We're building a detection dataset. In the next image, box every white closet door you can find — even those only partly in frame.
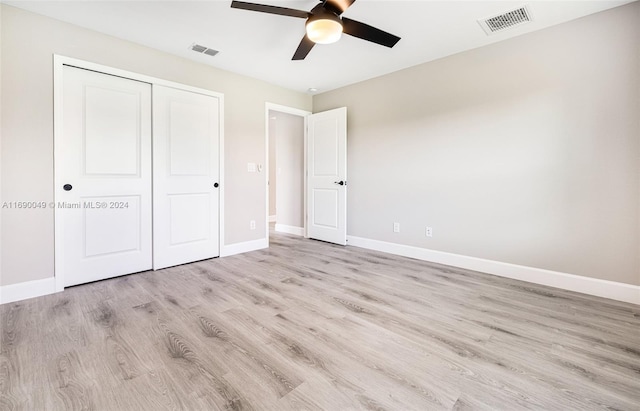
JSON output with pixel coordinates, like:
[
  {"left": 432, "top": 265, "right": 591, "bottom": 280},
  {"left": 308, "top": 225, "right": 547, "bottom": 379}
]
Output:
[
  {"left": 57, "top": 66, "right": 153, "bottom": 287},
  {"left": 153, "top": 85, "right": 220, "bottom": 269}
]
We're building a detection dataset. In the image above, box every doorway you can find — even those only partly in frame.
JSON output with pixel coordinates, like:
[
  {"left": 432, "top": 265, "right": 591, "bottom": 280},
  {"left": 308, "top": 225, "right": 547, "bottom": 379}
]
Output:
[{"left": 266, "top": 104, "right": 309, "bottom": 240}]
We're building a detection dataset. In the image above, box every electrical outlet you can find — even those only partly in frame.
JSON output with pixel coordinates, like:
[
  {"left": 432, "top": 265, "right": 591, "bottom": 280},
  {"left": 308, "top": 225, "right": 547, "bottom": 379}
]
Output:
[
  {"left": 393, "top": 222, "right": 400, "bottom": 233},
  {"left": 426, "top": 227, "right": 433, "bottom": 237},
  {"left": 250, "top": 220, "right": 256, "bottom": 230}
]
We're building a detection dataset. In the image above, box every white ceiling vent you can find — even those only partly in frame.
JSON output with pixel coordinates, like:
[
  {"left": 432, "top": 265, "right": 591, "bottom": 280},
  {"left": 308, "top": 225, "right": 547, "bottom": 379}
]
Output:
[
  {"left": 478, "top": 6, "right": 532, "bottom": 35},
  {"left": 190, "top": 43, "right": 219, "bottom": 57}
]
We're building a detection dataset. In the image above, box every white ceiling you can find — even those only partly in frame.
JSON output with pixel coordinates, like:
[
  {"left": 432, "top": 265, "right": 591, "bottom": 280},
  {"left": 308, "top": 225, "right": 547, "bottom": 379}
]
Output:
[{"left": 5, "top": 0, "right": 634, "bottom": 93}]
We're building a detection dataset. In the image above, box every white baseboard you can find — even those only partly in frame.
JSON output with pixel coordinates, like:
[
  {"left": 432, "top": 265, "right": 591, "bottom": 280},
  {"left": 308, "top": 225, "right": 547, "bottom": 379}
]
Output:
[
  {"left": 275, "top": 224, "right": 304, "bottom": 237},
  {"left": 5, "top": 237, "right": 636, "bottom": 306},
  {"left": 269, "top": 215, "right": 276, "bottom": 223},
  {"left": 220, "top": 238, "right": 268, "bottom": 257},
  {"left": 2, "top": 238, "right": 270, "bottom": 304},
  {"left": 346, "top": 236, "right": 640, "bottom": 305},
  {"left": 0, "top": 277, "right": 58, "bottom": 305}
]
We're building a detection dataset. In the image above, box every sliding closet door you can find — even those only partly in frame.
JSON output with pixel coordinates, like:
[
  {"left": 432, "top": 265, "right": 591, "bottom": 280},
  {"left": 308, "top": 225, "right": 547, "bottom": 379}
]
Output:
[
  {"left": 57, "top": 65, "right": 153, "bottom": 287},
  {"left": 153, "top": 85, "right": 221, "bottom": 269}
]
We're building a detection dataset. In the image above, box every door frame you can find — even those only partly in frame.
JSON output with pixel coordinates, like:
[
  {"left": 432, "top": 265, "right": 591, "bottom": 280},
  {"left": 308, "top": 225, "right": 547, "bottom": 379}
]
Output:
[
  {"left": 264, "top": 103, "right": 311, "bottom": 243},
  {"left": 53, "top": 55, "right": 225, "bottom": 291}
]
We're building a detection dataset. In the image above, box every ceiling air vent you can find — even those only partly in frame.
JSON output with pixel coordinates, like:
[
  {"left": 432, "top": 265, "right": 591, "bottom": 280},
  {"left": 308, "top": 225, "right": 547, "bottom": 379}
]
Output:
[
  {"left": 478, "top": 6, "right": 532, "bottom": 35},
  {"left": 190, "top": 43, "right": 219, "bottom": 57}
]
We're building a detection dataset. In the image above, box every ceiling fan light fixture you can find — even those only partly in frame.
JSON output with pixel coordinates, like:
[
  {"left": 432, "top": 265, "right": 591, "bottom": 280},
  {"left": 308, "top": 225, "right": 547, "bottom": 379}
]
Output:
[
  {"left": 305, "top": 15, "right": 343, "bottom": 44},
  {"left": 231, "top": 1, "right": 400, "bottom": 60}
]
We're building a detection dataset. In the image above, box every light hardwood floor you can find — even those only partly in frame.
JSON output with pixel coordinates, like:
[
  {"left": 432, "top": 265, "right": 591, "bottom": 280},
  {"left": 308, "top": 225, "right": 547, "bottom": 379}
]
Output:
[{"left": 1, "top": 232, "right": 639, "bottom": 410}]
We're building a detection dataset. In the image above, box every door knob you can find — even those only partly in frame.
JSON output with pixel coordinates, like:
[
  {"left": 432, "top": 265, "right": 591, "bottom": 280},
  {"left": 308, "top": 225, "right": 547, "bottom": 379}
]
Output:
[
  {"left": 214, "top": 182, "right": 219, "bottom": 188},
  {"left": 334, "top": 181, "right": 345, "bottom": 186},
  {"left": 63, "top": 184, "right": 73, "bottom": 191}
]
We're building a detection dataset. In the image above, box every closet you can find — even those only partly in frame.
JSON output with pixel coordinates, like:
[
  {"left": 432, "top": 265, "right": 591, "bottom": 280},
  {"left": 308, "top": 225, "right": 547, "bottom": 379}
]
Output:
[{"left": 55, "top": 64, "right": 221, "bottom": 287}]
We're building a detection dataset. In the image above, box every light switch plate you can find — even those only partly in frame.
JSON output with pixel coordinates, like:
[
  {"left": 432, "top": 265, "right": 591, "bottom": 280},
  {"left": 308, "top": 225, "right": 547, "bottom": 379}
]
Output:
[{"left": 247, "top": 162, "right": 256, "bottom": 172}]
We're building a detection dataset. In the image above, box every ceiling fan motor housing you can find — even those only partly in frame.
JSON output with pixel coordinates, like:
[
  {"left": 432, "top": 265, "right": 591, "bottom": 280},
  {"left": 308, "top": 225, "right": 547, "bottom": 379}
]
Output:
[{"left": 306, "top": 5, "right": 344, "bottom": 44}]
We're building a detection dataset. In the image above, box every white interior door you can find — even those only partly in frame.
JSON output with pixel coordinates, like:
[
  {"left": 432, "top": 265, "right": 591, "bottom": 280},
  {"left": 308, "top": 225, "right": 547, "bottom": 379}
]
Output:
[
  {"left": 57, "top": 65, "right": 152, "bottom": 287},
  {"left": 307, "top": 107, "right": 347, "bottom": 245},
  {"left": 153, "top": 85, "right": 220, "bottom": 269}
]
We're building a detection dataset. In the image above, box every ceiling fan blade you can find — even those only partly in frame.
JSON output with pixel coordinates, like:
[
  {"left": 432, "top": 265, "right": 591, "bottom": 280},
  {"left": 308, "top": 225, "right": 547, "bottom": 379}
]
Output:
[
  {"left": 342, "top": 17, "right": 401, "bottom": 48},
  {"left": 292, "top": 35, "right": 315, "bottom": 60},
  {"left": 230, "top": 1, "right": 310, "bottom": 19},
  {"left": 322, "top": 0, "right": 356, "bottom": 15}
]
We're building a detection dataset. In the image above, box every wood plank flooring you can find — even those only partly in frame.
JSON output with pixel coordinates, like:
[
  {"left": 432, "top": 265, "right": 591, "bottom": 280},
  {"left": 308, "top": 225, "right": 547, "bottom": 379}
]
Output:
[{"left": 1, "top": 231, "right": 639, "bottom": 410}]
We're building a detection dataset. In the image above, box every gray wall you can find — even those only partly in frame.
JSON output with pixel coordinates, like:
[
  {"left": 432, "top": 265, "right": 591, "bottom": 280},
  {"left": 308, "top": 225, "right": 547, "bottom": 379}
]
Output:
[
  {"left": 314, "top": 3, "right": 640, "bottom": 286},
  {"left": 0, "top": 4, "right": 311, "bottom": 287},
  {"left": 272, "top": 111, "right": 305, "bottom": 228}
]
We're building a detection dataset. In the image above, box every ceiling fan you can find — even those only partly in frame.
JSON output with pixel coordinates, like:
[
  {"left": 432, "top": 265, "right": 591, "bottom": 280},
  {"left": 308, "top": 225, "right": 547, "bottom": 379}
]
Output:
[{"left": 230, "top": 0, "right": 401, "bottom": 60}]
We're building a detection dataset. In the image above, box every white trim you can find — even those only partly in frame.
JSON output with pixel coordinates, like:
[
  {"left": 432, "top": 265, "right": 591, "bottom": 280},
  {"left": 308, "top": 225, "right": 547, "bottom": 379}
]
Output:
[
  {"left": 303, "top": 115, "right": 308, "bottom": 239},
  {"left": 220, "top": 238, "right": 268, "bottom": 257},
  {"left": 275, "top": 224, "right": 304, "bottom": 237},
  {"left": 347, "top": 236, "right": 640, "bottom": 305},
  {"left": 218, "top": 89, "right": 226, "bottom": 262},
  {"left": 265, "top": 102, "right": 311, "bottom": 243},
  {"left": 54, "top": 55, "right": 225, "bottom": 98},
  {"left": 53, "top": 55, "right": 65, "bottom": 292},
  {"left": 265, "top": 104, "right": 270, "bottom": 247},
  {"left": 265, "top": 103, "right": 311, "bottom": 118},
  {"left": 0, "top": 29, "right": 3, "bottom": 293},
  {"left": 53, "top": 55, "right": 225, "bottom": 289},
  {"left": 0, "top": 277, "right": 58, "bottom": 305},
  {"left": 269, "top": 215, "right": 276, "bottom": 223}
]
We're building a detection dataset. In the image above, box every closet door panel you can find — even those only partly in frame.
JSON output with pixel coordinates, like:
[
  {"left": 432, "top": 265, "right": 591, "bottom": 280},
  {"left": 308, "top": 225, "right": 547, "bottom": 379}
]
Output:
[
  {"left": 57, "top": 65, "right": 153, "bottom": 287},
  {"left": 153, "top": 85, "right": 220, "bottom": 269}
]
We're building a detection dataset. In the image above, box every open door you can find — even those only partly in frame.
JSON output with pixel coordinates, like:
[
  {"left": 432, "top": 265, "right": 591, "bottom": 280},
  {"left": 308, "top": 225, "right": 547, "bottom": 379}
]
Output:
[{"left": 306, "top": 107, "right": 347, "bottom": 245}]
